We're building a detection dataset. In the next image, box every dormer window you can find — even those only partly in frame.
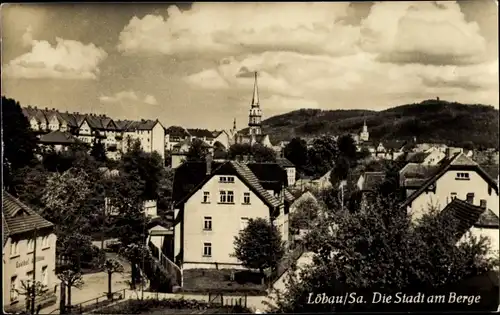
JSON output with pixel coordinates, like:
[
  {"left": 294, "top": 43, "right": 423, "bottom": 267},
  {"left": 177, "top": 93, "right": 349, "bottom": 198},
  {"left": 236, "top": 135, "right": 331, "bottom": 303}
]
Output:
[{"left": 219, "top": 176, "right": 235, "bottom": 183}]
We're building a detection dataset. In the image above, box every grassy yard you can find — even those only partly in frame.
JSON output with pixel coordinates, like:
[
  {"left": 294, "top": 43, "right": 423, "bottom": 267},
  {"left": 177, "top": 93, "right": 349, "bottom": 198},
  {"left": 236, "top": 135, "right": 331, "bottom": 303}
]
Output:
[{"left": 182, "top": 269, "right": 267, "bottom": 295}]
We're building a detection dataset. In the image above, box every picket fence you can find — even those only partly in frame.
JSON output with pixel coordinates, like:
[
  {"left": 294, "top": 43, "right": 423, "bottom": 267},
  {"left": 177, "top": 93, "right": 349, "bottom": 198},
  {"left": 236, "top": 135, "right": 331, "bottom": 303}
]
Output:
[{"left": 122, "top": 289, "right": 270, "bottom": 311}]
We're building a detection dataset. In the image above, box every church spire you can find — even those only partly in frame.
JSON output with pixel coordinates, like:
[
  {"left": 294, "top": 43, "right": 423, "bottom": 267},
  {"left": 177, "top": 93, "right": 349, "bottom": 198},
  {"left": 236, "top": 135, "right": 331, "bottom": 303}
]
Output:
[{"left": 251, "top": 71, "right": 259, "bottom": 107}]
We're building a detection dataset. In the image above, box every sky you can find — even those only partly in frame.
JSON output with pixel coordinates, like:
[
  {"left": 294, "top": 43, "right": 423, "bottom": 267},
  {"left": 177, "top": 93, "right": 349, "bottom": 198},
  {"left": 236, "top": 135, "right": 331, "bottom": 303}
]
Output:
[{"left": 1, "top": 1, "right": 498, "bottom": 130}]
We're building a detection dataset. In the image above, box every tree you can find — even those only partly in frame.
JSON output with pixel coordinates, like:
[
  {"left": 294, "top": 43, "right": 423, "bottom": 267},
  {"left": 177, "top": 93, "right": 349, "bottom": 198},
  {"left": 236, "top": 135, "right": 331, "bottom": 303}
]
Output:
[
  {"left": 56, "top": 268, "right": 84, "bottom": 309},
  {"left": 329, "top": 156, "right": 350, "bottom": 186},
  {"left": 90, "top": 140, "right": 107, "bottom": 164},
  {"left": 271, "top": 195, "right": 495, "bottom": 312},
  {"left": 228, "top": 143, "right": 252, "bottom": 159},
  {"left": 186, "top": 138, "right": 209, "bottom": 162},
  {"left": 289, "top": 198, "right": 320, "bottom": 235},
  {"left": 251, "top": 144, "right": 277, "bottom": 162},
  {"left": 120, "top": 244, "right": 150, "bottom": 290},
  {"left": 284, "top": 138, "right": 309, "bottom": 172},
  {"left": 337, "top": 134, "right": 357, "bottom": 162},
  {"left": 120, "top": 140, "right": 166, "bottom": 201},
  {"left": 15, "top": 280, "right": 47, "bottom": 313},
  {"left": 9, "top": 164, "right": 48, "bottom": 209},
  {"left": 233, "top": 218, "right": 285, "bottom": 276},
  {"left": 102, "top": 259, "right": 124, "bottom": 298},
  {"left": 2, "top": 96, "right": 38, "bottom": 190},
  {"left": 41, "top": 168, "right": 94, "bottom": 236},
  {"left": 305, "top": 136, "right": 338, "bottom": 178}
]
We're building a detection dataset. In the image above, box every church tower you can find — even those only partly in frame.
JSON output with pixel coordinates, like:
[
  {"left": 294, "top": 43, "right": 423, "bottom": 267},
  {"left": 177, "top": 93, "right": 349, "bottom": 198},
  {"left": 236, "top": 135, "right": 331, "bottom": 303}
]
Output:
[
  {"left": 359, "top": 119, "right": 369, "bottom": 142},
  {"left": 248, "top": 72, "right": 262, "bottom": 136}
]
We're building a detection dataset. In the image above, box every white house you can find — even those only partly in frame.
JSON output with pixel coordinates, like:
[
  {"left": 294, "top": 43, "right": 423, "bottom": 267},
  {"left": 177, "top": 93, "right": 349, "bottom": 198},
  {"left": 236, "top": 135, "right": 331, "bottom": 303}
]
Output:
[
  {"left": 171, "top": 157, "right": 290, "bottom": 271},
  {"left": 401, "top": 152, "right": 499, "bottom": 220}
]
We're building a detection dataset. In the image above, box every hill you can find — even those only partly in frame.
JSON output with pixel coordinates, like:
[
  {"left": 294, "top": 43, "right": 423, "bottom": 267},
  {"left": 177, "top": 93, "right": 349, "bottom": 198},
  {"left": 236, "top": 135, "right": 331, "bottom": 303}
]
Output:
[{"left": 244, "top": 100, "right": 499, "bottom": 149}]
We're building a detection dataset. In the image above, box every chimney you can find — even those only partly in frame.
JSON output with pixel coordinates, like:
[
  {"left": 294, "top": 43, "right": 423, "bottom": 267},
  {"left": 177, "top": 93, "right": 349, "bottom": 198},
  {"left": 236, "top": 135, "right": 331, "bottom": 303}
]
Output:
[
  {"left": 466, "top": 193, "right": 474, "bottom": 204},
  {"left": 206, "top": 153, "right": 213, "bottom": 175},
  {"left": 445, "top": 148, "right": 453, "bottom": 160},
  {"left": 480, "top": 199, "right": 487, "bottom": 209}
]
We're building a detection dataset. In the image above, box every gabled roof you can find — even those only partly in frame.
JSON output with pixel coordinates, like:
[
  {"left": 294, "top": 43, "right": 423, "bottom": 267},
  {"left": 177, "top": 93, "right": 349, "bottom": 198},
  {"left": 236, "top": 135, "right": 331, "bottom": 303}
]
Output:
[
  {"left": 406, "top": 152, "right": 430, "bottom": 163},
  {"left": 399, "top": 163, "right": 442, "bottom": 187},
  {"left": 187, "top": 128, "right": 215, "bottom": 139},
  {"left": 166, "top": 126, "right": 191, "bottom": 138},
  {"left": 115, "top": 119, "right": 159, "bottom": 131},
  {"left": 401, "top": 153, "right": 499, "bottom": 208},
  {"left": 362, "top": 172, "right": 385, "bottom": 191},
  {"left": 479, "top": 165, "right": 499, "bottom": 182},
  {"left": 173, "top": 161, "right": 281, "bottom": 209},
  {"left": 276, "top": 157, "right": 295, "bottom": 168},
  {"left": 380, "top": 140, "right": 408, "bottom": 151},
  {"left": 441, "top": 199, "right": 499, "bottom": 237},
  {"left": 284, "top": 189, "right": 296, "bottom": 203},
  {"left": 3, "top": 191, "right": 54, "bottom": 244},
  {"left": 39, "top": 130, "right": 80, "bottom": 144},
  {"left": 246, "top": 162, "right": 288, "bottom": 190}
]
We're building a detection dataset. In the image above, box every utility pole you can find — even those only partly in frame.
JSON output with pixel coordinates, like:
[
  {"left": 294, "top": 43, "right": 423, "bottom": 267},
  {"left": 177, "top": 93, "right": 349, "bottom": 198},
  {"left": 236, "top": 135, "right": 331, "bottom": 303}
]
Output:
[{"left": 31, "top": 225, "right": 37, "bottom": 315}]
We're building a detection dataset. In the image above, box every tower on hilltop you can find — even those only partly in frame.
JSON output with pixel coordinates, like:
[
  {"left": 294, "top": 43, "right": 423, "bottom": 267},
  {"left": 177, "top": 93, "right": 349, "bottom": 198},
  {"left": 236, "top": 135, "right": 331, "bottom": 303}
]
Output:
[{"left": 248, "top": 72, "right": 262, "bottom": 136}]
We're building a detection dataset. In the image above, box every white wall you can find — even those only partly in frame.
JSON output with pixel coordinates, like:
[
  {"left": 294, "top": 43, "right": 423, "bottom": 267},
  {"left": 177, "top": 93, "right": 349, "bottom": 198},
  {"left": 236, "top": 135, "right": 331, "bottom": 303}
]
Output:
[
  {"left": 181, "top": 175, "right": 271, "bottom": 268},
  {"left": 408, "top": 169, "right": 499, "bottom": 220},
  {"left": 152, "top": 123, "right": 165, "bottom": 160}
]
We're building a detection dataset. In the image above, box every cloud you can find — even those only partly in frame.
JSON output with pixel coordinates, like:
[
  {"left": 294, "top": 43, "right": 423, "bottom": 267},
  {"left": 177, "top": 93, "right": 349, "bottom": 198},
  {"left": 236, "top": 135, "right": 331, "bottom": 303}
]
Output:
[
  {"left": 100, "top": 90, "right": 158, "bottom": 105},
  {"left": 144, "top": 95, "right": 158, "bottom": 105},
  {"left": 3, "top": 37, "right": 108, "bottom": 80},
  {"left": 117, "top": 2, "right": 488, "bottom": 66},
  {"left": 22, "top": 25, "right": 33, "bottom": 47},
  {"left": 117, "top": 3, "right": 359, "bottom": 57},
  {"left": 360, "top": 2, "right": 487, "bottom": 65}
]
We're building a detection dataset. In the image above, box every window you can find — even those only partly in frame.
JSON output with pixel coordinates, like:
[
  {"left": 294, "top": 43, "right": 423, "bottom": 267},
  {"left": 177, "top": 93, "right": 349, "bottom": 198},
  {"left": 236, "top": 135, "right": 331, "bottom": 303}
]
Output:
[
  {"left": 240, "top": 217, "right": 249, "bottom": 230},
  {"left": 204, "top": 217, "right": 212, "bottom": 231},
  {"left": 203, "top": 243, "right": 212, "bottom": 257},
  {"left": 219, "top": 191, "right": 227, "bottom": 203},
  {"left": 41, "top": 266, "right": 48, "bottom": 286},
  {"left": 227, "top": 191, "right": 234, "bottom": 203},
  {"left": 243, "top": 192, "right": 251, "bottom": 204},
  {"left": 28, "top": 238, "right": 34, "bottom": 251},
  {"left": 450, "top": 192, "right": 457, "bottom": 200},
  {"left": 10, "top": 241, "right": 19, "bottom": 256},
  {"left": 203, "top": 192, "right": 210, "bottom": 203},
  {"left": 219, "top": 176, "right": 235, "bottom": 183},
  {"left": 42, "top": 236, "right": 49, "bottom": 248},
  {"left": 466, "top": 193, "right": 475, "bottom": 204},
  {"left": 10, "top": 276, "right": 18, "bottom": 302},
  {"left": 456, "top": 172, "right": 470, "bottom": 180}
]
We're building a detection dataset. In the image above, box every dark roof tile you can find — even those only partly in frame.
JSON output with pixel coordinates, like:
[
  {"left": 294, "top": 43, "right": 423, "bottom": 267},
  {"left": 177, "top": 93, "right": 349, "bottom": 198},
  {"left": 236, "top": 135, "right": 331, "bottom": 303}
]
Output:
[
  {"left": 3, "top": 191, "right": 54, "bottom": 240},
  {"left": 39, "top": 130, "right": 80, "bottom": 144}
]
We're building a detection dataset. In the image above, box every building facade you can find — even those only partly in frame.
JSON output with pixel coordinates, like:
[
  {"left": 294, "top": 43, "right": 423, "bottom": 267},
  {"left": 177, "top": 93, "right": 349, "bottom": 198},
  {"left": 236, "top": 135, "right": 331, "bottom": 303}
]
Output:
[
  {"left": 171, "top": 158, "right": 290, "bottom": 271},
  {"left": 3, "top": 192, "right": 57, "bottom": 313},
  {"left": 22, "top": 107, "right": 166, "bottom": 160}
]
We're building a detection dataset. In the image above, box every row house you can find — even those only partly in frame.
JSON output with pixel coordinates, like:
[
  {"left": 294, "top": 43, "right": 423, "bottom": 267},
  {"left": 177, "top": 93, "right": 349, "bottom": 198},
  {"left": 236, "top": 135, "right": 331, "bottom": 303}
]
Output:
[
  {"left": 400, "top": 151, "right": 499, "bottom": 256},
  {"left": 3, "top": 192, "right": 58, "bottom": 313},
  {"left": 170, "top": 155, "right": 294, "bottom": 271},
  {"left": 22, "top": 106, "right": 165, "bottom": 160}
]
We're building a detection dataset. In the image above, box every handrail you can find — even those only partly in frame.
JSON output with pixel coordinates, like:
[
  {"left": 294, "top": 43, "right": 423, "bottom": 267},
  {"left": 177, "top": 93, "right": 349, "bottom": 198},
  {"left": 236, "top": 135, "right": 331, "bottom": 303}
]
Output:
[{"left": 148, "top": 241, "right": 182, "bottom": 287}]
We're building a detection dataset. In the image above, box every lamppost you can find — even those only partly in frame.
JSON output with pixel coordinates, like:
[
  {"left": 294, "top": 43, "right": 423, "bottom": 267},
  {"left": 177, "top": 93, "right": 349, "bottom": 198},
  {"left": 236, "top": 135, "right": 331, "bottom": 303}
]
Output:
[{"left": 31, "top": 225, "right": 38, "bottom": 315}]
